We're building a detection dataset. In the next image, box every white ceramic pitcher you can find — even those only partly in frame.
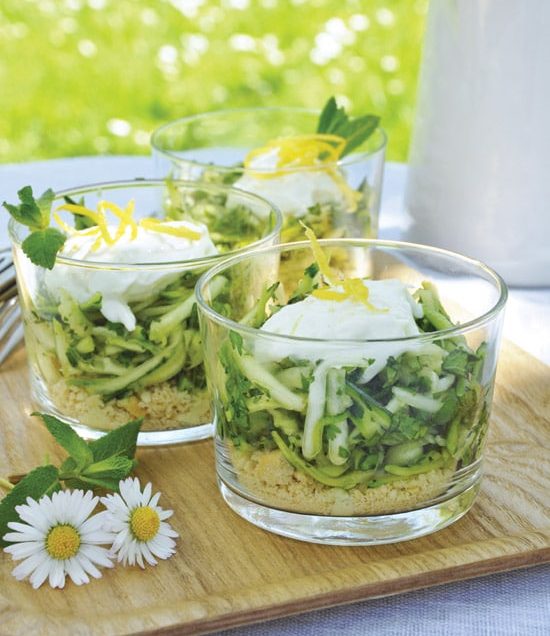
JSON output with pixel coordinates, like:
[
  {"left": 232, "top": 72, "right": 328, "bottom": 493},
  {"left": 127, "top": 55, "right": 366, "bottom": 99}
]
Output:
[{"left": 405, "top": 0, "right": 550, "bottom": 286}]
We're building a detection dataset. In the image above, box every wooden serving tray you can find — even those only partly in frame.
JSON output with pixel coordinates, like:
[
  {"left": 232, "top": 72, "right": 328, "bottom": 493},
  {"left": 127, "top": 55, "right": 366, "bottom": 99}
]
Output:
[{"left": 0, "top": 342, "right": 549, "bottom": 635}]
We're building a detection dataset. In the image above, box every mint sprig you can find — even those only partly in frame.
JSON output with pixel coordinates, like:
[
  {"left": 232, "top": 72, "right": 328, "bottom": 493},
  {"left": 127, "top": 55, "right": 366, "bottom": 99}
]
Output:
[
  {"left": 0, "top": 414, "right": 142, "bottom": 548},
  {"left": 2, "top": 185, "right": 66, "bottom": 270},
  {"left": 317, "top": 96, "right": 380, "bottom": 157}
]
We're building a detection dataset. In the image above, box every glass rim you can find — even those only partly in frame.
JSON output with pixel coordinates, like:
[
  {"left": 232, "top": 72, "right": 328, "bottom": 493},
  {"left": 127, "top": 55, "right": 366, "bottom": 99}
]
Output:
[
  {"left": 150, "top": 106, "right": 387, "bottom": 173},
  {"left": 8, "top": 178, "right": 282, "bottom": 270},
  {"left": 196, "top": 238, "right": 508, "bottom": 344}
]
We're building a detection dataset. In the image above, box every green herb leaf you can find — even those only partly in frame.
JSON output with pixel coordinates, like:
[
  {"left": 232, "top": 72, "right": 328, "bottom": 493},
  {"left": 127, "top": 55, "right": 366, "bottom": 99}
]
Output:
[
  {"left": 22, "top": 227, "right": 66, "bottom": 269},
  {"left": 317, "top": 96, "right": 338, "bottom": 135},
  {"left": 65, "top": 475, "right": 124, "bottom": 491},
  {"left": 229, "top": 331, "right": 244, "bottom": 355},
  {"left": 317, "top": 97, "right": 380, "bottom": 157},
  {"left": 2, "top": 186, "right": 54, "bottom": 230},
  {"left": 36, "top": 189, "right": 56, "bottom": 227},
  {"left": 82, "top": 456, "right": 135, "bottom": 479},
  {"left": 35, "top": 413, "right": 93, "bottom": 469},
  {"left": 442, "top": 349, "right": 470, "bottom": 376},
  {"left": 0, "top": 465, "right": 60, "bottom": 548},
  {"left": 88, "top": 418, "right": 142, "bottom": 463}
]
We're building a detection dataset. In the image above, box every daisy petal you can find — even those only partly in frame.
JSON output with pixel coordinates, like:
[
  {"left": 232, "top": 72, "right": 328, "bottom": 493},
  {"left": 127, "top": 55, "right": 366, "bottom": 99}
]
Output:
[
  {"left": 6, "top": 521, "right": 44, "bottom": 539},
  {"left": 141, "top": 482, "right": 152, "bottom": 506},
  {"left": 158, "top": 508, "right": 173, "bottom": 521},
  {"left": 3, "top": 540, "right": 44, "bottom": 559},
  {"left": 140, "top": 543, "right": 158, "bottom": 567},
  {"left": 80, "top": 544, "right": 113, "bottom": 569},
  {"left": 148, "top": 492, "right": 161, "bottom": 509},
  {"left": 49, "top": 560, "right": 66, "bottom": 589},
  {"left": 11, "top": 550, "right": 49, "bottom": 580},
  {"left": 29, "top": 557, "right": 53, "bottom": 589},
  {"left": 66, "top": 556, "right": 90, "bottom": 586}
]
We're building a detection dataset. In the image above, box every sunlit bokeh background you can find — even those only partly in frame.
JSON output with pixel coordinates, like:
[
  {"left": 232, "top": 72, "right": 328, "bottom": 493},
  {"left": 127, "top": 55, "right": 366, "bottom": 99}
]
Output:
[{"left": 0, "top": 0, "right": 428, "bottom": 164}]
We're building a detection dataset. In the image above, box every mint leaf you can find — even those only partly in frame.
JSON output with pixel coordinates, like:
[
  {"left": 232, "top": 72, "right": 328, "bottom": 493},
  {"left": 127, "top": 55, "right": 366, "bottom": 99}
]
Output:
[
  {"left": 340, "top": 114, "right": 380, "bottom": 156},
  {"left": 59, "top": 456, "right": 78, "bottom": 475},
  {"left": 3, "top": 186, "right": 44, "bottom": 229},
  {"left": 36, "top": 413, "right": 93, "bottom": 469},
  {"left": 36, "top": 188, "right": 56, "bottom": 228},
  {"left": 0, "top": 465, "right": 60, "bottom": 548},
  {"left": 22, "top": 227, "right": 66, "bottom": 269},
  {"left": 82, "top": 456, "right": 135, "bottom": 479},
  {"left": 2, "top": 186, "right": 55, "bottom": 230},
  {"left": 317, "top": 97, "right": 380, "bottom": 157},
  {"left": 88, "top": 418, "right": 142, "bottom": 463},
  {"left": 66, "top": 475, "right": 124, "bottom": 491},
  {"left": 317, "top": 96, "right": 339, "bottom": 135},
  {"left": 3, "top": 185, "right": 64, "bottom": 268}
]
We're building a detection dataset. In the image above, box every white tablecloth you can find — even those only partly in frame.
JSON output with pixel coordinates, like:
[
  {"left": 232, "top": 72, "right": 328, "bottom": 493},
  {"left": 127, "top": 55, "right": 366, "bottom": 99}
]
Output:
[{"left": 1, "top": 157, "right": 548, "bottom": 635}]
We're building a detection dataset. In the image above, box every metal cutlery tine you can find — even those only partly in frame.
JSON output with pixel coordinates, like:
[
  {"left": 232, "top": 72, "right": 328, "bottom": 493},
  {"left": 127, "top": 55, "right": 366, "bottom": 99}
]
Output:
[
  {"left": 0, "top": 252, "right": 13, "bottom": 274},
  {"left": 0, "top": 248, "right": 16, "bottom": 302},
  {"left": 0, "top": 321, "right": 24, "bottom": 366},
  {"left": 0, "top": 297, "right": 23, "bottom": 366},
  {"left": 0, "top": 281, "right": 17, "bottom": 302},
  {"left": 0, "top": 296, "right": 19, "bottom": 329}
]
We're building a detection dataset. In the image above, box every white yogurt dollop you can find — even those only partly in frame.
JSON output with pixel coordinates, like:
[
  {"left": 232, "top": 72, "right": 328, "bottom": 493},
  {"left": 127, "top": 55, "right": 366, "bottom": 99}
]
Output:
[
  {"left": 256, "top": 279, "right": 424, "bottom": 383},
  {"left": 232, "top": 146, "right": 347, "bottom": 218},
  {"left": 45, "top": 220, "right": 218, "bottom": 331}
]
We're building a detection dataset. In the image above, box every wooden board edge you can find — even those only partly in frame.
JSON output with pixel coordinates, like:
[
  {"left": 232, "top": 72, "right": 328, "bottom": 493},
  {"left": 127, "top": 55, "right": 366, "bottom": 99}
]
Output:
[
  {"left": 2, "top": 529, "right": 548, "bottom": 636},
  {"left": 189, "top": 554, "right": 550, "bottom": 636},
  {"left": 148, "top": 545, "right": 550, "bottom": 636}
]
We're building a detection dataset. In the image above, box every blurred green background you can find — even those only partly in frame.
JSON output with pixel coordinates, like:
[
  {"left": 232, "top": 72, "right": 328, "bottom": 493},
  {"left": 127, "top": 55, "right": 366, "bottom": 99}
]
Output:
[{"left": 0, "top": 0, "right": 428, "bottom": 164}]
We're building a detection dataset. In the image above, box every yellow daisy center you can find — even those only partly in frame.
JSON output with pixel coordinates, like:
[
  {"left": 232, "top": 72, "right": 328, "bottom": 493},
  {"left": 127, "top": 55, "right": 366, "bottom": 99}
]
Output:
[
  {"left": 130, "top": 506, "right": 160, "bottom": 542},
  {"left": 46, "top": 524, "right": 81, "bottom": 560}
]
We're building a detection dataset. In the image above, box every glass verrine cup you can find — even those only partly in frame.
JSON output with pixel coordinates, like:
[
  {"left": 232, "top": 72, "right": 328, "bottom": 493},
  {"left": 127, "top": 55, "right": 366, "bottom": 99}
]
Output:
[
  {"left": 196, "top": 239, "right": 507, "bottom": 545},
  {"left": 9, "top": 179, "right": 281, "bottom": 446},
  {"left": 151, "top": 108, "right": 386, "bottom": 241}
]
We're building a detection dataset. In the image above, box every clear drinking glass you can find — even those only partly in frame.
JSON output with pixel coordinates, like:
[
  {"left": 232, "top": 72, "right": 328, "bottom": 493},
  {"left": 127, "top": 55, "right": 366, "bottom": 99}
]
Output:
[
  {"left": 151, "top": 108, "right": 386, "bottom": 241},
  {"left": 9, "top": 179, "right": 281, "bottom": 446},
  {"left": 196, "top": 239, "right": 507, "bottom": 544}
]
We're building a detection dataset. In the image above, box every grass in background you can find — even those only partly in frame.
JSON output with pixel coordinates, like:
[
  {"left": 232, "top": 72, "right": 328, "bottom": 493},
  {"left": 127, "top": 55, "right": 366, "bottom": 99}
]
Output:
[{"left": 0, "top": 0, "right": 427, "bottom": 164}]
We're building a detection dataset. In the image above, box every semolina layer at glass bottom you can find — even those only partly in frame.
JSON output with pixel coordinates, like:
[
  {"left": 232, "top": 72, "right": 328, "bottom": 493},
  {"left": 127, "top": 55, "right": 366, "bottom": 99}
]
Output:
[
  {"left": 47, "top": 377, "right": 211, "bottom": 432},
  {"left": 230, "top": 445, "right": 456, "bottom": 516}
]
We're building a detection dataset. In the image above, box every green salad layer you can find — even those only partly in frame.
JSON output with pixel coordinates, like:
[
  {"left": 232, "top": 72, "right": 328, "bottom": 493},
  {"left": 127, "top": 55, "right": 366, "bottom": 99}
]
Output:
[
  {"left": 214, "top": 267, "right": 491, "bottom": 492},
  {"left": 23, "top": 189, "right": 265, "bottom": 418}
]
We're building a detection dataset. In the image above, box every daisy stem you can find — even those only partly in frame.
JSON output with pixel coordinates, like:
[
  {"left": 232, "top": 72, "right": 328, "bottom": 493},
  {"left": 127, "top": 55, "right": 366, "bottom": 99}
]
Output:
[{"left": 0, "top": 476, "right": 15, "bottom": 491}]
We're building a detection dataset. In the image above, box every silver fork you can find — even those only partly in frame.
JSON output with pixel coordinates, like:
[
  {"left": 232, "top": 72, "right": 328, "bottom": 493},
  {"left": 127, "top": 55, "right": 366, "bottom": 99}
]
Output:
[{"left": 0, "top": 249, "right": 22, "bottom": 365}]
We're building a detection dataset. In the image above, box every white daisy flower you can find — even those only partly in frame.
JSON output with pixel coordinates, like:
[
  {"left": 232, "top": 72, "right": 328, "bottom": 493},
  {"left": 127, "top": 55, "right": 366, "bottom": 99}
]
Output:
[
  {"left": 3, "top": 490, "right": 114, "bottom": 589},
  {"left": 101, "top": 477, "right": 178, "bottom": 569}
]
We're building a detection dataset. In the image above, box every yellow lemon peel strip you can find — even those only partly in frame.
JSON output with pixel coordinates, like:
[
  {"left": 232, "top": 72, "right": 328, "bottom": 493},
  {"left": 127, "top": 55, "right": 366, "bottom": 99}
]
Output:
[
  {"left": 100, "top": 200, "right": 139, "bottom": 240},
  {"left": 300, "top": 221, "right": 339, "bottom": 286},
  {"left": 311, "top": 288, "right": 349, "bottom": 301},
  {"left": 302, "top": 223, "right": 387, "bottom": 312},
  {"left": 125, "top": 199, "right": 138, "bottom": 240},
  {"left": 55, "top": 203, "right": 115, "bottom": 246},
  {"left": 55, "top": 199, "right": 200, "bottom": 249},
  {"left": 52, "top": 212, "right": 75, "bottom": 235},
  {"left": 342, "top": 277, "right": 385, "bottom": 311},
  {"left": 139, "top": 217, "right": 201, "bottom": 240},
  {"left": 244, "top": 134, "right": 346, "bottom": 178},
  {"left": 328, "top": 169, "right": 362, "bottom": 213}
]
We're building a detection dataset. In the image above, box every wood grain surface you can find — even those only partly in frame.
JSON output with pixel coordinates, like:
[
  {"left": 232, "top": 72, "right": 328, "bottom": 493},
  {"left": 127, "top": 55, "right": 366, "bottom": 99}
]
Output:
[{"left": 0, "top": 341, "right": 549, "bottom": 636}]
